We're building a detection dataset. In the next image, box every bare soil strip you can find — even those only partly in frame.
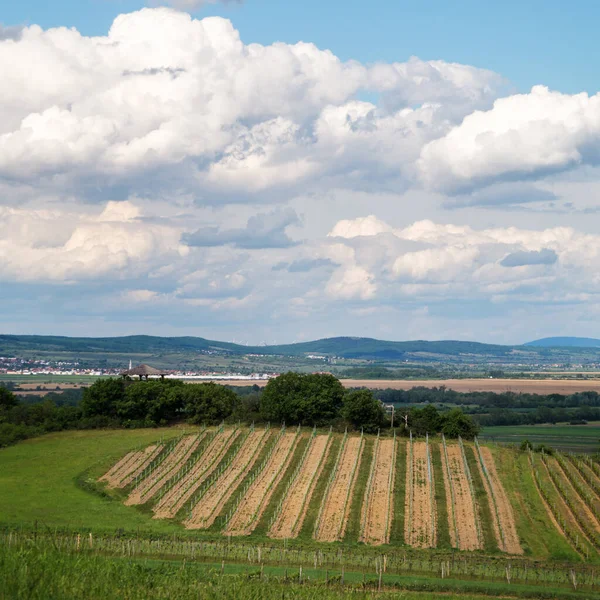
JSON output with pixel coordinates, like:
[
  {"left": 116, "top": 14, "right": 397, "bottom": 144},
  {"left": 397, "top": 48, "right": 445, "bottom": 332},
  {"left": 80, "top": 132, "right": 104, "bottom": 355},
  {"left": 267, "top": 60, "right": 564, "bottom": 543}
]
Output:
[
  {"left": 225, "top": 431, "right": 299, "bottom": 536},
  {"left": 405, "top": 441, "right": 436, "bottom": 548},
  {"left": 100, "top": 451, "right": 138, "bottom": 484},
  {"left": 315, "top": 435, "right": 364, "bottom": 542},
  {"left": 476, "top": 446, "right": 522, "bottom": 554},
  {"left": 103, "top": 444, "right": 164, "bottom": 489},
  {"left": 444, "top": 444, "right": 482, "bottom": 550},
  {"left": 185, "top": 429, "right": 270, "bottom": 529},
  {"left": 125, "top": 434, "right": 204, "bottom": 505},
  {"left": 360, "top": 437, "right": 396, "bottom": 546},
  {"left": 269, "top": 434, "right": 332, "bottom": 539},
  {"left": 153, "top": 429, "right": 240, "bottom": 519},
  {"left": 211, "top": 378, "right": 600, "bottom": 394}
]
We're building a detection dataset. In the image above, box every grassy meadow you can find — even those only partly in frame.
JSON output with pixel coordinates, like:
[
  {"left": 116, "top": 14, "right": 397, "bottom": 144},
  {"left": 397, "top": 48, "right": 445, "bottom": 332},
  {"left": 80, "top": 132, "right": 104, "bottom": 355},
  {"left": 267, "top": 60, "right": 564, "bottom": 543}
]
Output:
[
  {"left": 2, "top": 426, "right": 600, "bottom": 598},
  {"left": 480, "top": 423, "right": 600, "bottom": 453}
]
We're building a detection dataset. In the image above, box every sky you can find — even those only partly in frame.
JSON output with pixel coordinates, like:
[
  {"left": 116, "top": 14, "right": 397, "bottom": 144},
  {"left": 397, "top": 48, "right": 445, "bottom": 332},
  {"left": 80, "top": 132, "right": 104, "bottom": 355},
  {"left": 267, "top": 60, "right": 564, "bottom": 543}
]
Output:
[{"left": 1, "top": 0, "right": 600, "bottom": 345}]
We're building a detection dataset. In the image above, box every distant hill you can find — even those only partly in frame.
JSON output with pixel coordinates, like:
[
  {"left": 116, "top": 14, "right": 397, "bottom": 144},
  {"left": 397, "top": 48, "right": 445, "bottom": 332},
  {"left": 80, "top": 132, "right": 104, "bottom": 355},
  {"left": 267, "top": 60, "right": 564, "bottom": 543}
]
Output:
[
  {"left": 0, "top": 334, "right": 516, "bottom": 360},
  {"left": 3, "top": 333, "right": 600, "bottom": 362},
  {"left": 526, "top": 337, "right": 600, "bottom": 348}
]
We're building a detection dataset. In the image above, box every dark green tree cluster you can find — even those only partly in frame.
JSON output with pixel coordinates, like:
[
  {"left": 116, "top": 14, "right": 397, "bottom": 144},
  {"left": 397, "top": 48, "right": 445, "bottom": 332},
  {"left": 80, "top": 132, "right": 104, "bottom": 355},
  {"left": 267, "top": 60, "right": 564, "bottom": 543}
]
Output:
[
  {"left": 400, "top": 404, "right": 479, "bottom": 439},
  {"left": 81, "top": 379, "right": 237, "bottom": 427}
]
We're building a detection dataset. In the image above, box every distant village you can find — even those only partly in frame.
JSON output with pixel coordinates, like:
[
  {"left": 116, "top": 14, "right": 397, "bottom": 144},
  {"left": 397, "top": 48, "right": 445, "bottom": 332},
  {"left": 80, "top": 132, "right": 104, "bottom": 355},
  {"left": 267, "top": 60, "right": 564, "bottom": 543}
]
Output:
[{"left": 0, "top": 356, "right": 276, "bottom": 381}]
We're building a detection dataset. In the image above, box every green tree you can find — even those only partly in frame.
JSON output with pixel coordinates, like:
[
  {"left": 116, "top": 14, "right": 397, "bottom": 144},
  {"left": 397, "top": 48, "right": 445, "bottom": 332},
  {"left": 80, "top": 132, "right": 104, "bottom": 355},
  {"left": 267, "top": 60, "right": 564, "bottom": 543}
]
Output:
[
  {"left": 176, "top": 383, "right": 236, "bottom": 425},
  {"left": 115, "top": 380, "right": 185, "bottom": 425},
  {"left": 342, "top": 389, "right": 385, "bottom": 432},
  {"left": 440, "top": 408, "right": 480, "bottom": 439},
  {"left": 260, "top": 372, "right": 345, "bottom": 426},
  {"left": 409, "top": 404, "right": 442, "bottom": 436},
  {"left": 81, "top": 379, "right": 125, "bottom": 418},
  {"left": 0, "top": 386, "right": 18, "bottom": 409}
]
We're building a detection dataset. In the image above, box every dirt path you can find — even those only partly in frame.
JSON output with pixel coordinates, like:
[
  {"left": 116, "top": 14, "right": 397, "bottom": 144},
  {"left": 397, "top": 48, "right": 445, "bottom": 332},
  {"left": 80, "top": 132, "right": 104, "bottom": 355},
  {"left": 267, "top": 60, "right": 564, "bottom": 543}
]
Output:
[
  {"left": 225, "top": 431, "right": 299, "bottom": 536},
  {"left": 360, "top": 437, "right": 396, "bottom": 546},
  {"left": 153, "top": 429, "right": 240, "bottom": 519},
  {"left": 405, "top": 441, "right": 436, "bottom": 548},
  {"left": 442, "top": 444, "right": 481, "bottom": 550},
  {"left": 125, "top": 434, "right": 204, "bottom": 505},
  {"left": 185, "top": 429, "right": 270, "bottom": 529},
  {"left": 314, "top": 435, "right": 364, "bottom": 542},
  {"left": 101, "top": 444, "right": 164, "bottom": 489},
  {"left": 476, "top": 446, "right": 522, "bottom": 554},
  {"left": 269, "top": 434, "right": 332, "bottom": 539}
]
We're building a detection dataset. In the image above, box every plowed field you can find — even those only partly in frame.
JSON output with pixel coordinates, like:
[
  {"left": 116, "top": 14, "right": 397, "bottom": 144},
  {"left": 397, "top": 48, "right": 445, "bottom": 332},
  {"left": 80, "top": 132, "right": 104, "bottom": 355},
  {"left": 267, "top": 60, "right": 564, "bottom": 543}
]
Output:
[
  {"left": 360, "top": 437, "right": 396, "bottom": 546},
  {"left": 185, "top": 429, "right": 270, "bottom": 529},
  {"left": 476, "top": 446, "right": 522, "bottom": 554},
  {"left": 100, "top": 444, "right": 163, "bottom": 489},
  {"left": 153, "top": 429, "right": 240, "bottom": 519},
  {"left": 225, "top": 431, "right": 299, "bottom": 536},
  {"left": 405, "top": 441, "right": 436, "bottom": 548},
  {"left": 441, "top": 443, "right": 481, "bottom": 550},
  {"left": 269, "top": 434, "right": 331, "bottom": 539},
  {"left": 314, "top": 435, "right": 364, "bottom": 542},
  {"left": 126, "top": 434, "right": 204, "bottom": 505}
]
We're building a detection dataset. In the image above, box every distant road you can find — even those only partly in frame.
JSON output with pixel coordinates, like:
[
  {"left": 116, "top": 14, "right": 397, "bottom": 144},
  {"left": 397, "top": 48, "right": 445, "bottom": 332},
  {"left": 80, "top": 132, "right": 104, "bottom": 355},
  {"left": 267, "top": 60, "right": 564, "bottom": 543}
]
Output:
[{"left": 212, "top": 378, "right": 600, "bottom": 394}]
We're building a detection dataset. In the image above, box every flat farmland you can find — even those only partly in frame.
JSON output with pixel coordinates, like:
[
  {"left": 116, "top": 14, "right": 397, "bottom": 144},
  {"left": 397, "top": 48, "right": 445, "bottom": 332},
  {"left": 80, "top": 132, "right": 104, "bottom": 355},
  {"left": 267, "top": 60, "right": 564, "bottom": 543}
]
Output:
[
  {"left": 480, "top": 423, "right": 600, "bottom": 452},
  {"left": 210, "top": 378, "right": 600, "bottom": 394}
]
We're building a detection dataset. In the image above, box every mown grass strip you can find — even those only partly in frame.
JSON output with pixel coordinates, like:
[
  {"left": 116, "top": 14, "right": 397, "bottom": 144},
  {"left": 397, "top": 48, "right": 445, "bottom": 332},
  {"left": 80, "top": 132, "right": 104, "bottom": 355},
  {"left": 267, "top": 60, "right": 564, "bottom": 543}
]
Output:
[
  {"left": 343, "top": 436, "right": 372, "bottom": 544},
  {"left": 464, "top": 444, "right": 499, "bottom": 553},
  {"left": 431, "top": 441, "right": 451, "bottom": 550}
]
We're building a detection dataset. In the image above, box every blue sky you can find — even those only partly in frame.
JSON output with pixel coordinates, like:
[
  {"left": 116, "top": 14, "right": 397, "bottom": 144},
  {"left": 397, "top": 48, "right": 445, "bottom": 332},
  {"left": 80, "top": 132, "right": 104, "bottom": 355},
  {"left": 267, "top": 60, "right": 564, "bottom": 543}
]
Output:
[
  {"left": 4, "top": 0, "right": 600, "bottom": 94},
  {"left": 1, "top": 0, "right": 600, "bottom": 344}
]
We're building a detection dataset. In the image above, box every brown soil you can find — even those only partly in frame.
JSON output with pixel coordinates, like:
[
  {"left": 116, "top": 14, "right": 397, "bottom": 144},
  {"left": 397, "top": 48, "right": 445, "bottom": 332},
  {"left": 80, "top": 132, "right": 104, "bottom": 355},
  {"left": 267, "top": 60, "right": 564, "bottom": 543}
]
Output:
[
  {"left": 101, "top": 444, "right": 164, "bottom": 489},
  {"left": 206, "top": 378, "right": 600, "bottom": 394},
  {"left": 315, "top": 435, "right": 364, "bottom": 543},
  {"left": 185, "top": 429, "right": 270, "bottom": 529},
  {"left": 477, "top": 447, "right": 522, "bottom": 554},
  {"left": 405, "top": 441, "right": 436, "bottom": 548},
  {"left": 443, "top": 444, "right": 482, "bottom": 550},
  {"left": 125, "top": 434, "right": 204, "bottom": 505},
  {"left": 100, "top": 451, "right": 138, "bottom": 484},
  {"left": 360, "top": 437, "right": 396, "bottom": 546},
  {"left": 153, "top": 429, "right": 240, "bottom": 519},
  {"left": 225, "top": 431, "right": 299, "bottom": 536},
  {"left": 269, "top": 434, "right": 332, "bottom": 539}
]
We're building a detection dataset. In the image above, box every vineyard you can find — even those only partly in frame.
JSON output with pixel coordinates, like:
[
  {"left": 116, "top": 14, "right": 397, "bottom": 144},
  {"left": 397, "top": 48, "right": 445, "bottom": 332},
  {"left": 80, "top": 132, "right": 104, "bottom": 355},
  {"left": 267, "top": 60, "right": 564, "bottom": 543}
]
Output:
[{"left": 91, "top": 424, "right": 600, "bottom": 561}]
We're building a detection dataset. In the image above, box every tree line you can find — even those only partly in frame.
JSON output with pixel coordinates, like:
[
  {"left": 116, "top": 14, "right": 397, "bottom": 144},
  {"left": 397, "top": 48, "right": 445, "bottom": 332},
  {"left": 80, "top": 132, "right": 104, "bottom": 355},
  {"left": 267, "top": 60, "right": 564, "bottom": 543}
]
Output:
[{"left": 0, "top": 373, "right": 479, "bottom": 447}]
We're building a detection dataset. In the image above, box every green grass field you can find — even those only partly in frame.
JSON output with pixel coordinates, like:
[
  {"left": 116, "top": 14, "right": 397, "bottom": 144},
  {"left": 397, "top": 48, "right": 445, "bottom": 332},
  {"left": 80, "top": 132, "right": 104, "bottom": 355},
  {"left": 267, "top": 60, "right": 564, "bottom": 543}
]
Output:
[
  {"left": 2, "top": 427, "right": 600, "bottom": 598},
  {"left": 480, "top": 423, "right": 600, "bottom": 453},
  {"left": 0, "top": 428, "right": 197, "bottom": 533}
]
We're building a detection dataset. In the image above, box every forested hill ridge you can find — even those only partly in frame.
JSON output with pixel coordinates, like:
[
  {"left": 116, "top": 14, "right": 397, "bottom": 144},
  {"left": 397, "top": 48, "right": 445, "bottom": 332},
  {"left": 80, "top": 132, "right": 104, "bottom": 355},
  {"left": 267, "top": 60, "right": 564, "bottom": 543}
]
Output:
[
  {"left": 526, "top": 336, "right": 600, "bottom": 348},
  {"left": 2, "top": 333, "right": 600, "bottom": 361}
]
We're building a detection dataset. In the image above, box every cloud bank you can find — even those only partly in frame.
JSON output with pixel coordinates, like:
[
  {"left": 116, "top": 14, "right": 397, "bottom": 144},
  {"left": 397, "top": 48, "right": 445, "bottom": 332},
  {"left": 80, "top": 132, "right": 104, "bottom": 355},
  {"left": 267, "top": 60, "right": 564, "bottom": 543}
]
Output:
[{"left": 0, "top": 8, "right": 599, "bottom": 342}]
